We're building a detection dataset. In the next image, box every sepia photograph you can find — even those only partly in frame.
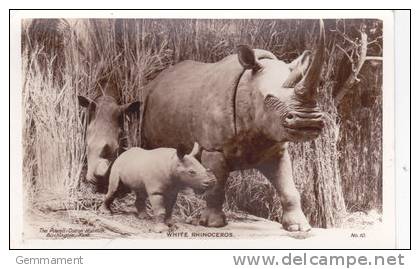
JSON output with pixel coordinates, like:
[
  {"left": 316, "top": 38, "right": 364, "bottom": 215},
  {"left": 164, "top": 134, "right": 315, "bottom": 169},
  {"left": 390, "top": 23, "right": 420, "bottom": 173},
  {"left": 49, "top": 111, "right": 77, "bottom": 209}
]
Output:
[{"left": 10, "top": 10, "right": 396, "bottom": 249}]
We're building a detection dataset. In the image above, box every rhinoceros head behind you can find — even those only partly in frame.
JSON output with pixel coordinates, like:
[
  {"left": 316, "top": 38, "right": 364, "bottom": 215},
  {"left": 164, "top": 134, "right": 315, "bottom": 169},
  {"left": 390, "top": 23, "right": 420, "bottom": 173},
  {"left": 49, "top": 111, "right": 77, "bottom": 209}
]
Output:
[
  {"left": 78, "top": 95, "right": 141, "bottom": 189},
  {"left": 236, "top": 20, "right": 325, "bottom": 142}
]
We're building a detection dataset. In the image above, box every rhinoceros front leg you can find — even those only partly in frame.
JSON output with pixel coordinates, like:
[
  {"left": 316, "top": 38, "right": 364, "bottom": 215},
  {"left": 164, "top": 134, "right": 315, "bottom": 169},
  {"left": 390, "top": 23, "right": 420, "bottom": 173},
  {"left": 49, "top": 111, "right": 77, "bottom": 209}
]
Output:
[
  {"left": 199, "top": 150, "right": 228, "bottom": 227},
  {"left": 257, "top": 147, "right": 311, "bottom": 232}
]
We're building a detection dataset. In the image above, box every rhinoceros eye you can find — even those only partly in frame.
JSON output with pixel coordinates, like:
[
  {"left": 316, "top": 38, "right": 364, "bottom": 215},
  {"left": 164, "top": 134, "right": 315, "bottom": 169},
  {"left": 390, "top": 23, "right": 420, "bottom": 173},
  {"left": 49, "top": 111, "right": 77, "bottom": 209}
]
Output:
[{"left": 188, "top": 170, "right": 197, "bottom": 175}]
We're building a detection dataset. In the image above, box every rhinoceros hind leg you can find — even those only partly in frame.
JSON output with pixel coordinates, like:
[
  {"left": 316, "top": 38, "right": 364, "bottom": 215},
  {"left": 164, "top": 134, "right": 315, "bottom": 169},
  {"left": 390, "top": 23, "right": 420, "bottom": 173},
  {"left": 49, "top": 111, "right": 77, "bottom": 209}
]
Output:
[
  {"left": 199, "top": 150, "right": 229, "bottom": 227},
  {"left": 257, "top": 146, "right": 311, "bottom": 232}
]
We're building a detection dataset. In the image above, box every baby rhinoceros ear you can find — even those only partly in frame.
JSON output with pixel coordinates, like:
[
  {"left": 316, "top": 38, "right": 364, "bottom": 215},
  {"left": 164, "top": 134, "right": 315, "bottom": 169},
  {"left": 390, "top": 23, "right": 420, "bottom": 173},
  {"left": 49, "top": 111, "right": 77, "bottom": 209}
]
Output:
[
  {"left": 176, "top": 144, "right": 189, "bottom": 160},
  {"left": 77, "top": 95, "right": 94, "bottom": 108},
  {"left": 120, "top": 101, "right": 141, "bottom": 114}
]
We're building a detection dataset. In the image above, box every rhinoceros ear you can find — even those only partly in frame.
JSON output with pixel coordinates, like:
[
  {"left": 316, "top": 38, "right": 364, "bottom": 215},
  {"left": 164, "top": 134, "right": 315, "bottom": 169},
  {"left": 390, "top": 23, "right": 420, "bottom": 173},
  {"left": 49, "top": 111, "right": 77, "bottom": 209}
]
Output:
[
  {"left": 121, "top": 101, "right": 141, "bottom": 114},
  {"left": 78, "top": 95, "right": 93, "bottom": 108},
  {"left": 237, "top": 45, "right": 262, "bottom": 72},
  {"left": 176, "top": 144, "right": 188, "bottom": 160}
]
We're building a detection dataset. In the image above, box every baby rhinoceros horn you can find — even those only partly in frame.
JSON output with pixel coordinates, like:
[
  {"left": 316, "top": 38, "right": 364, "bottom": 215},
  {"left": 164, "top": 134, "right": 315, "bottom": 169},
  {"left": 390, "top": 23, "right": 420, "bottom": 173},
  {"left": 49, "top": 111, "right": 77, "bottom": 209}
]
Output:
[
  {"left": 176, "top": 142, "right": 202, "bottom": 160},
  {"left": 189, "top": 142, "right": 201, "bottom": 158}
]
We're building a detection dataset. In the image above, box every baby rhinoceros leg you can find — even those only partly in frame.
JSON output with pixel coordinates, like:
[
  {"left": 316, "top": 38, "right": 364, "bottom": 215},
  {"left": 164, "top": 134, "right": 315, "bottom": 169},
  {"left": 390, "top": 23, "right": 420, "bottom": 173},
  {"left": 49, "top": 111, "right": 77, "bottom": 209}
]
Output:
[
  {"left": 149, "top": 193, "right": 170, "bottom": 233},
  {"left": 99, "top": 171, "right": 120, "bottom": 215},
  {"left": 164, "top": 192, "right": 178, "bottom": 228},
  {"left": 135, "top": 190, "right": 148, "bottom": 219}
]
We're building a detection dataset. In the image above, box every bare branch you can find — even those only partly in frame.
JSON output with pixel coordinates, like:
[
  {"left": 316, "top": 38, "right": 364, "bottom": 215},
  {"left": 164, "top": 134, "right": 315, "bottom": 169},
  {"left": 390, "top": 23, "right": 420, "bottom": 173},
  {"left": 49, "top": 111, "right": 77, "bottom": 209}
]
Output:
[
  {"left": 336, "top": 30, "right": 358, "bottom": 46},
  {"left": 365, "top": 56, "right": 383, "bottom": 61},
  {"left": 335, "top": 44, "right": 353, "bottom": 64},
  {"left": 354, "top": 31, "right": 368, "bottom": 75},
  {"left": 335, "top": 30, "right": 368, "bottom": 104},
  {"left": 368, "top": 35, "right": 383, "bottom": 45}
]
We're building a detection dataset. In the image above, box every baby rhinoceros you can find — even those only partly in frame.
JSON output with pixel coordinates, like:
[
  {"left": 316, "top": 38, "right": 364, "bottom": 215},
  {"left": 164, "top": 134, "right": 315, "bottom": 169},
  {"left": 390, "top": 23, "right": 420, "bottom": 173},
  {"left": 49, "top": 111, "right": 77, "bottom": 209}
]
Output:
[{"left": 102, "top": 142, "right": 216, "bottom": 233}]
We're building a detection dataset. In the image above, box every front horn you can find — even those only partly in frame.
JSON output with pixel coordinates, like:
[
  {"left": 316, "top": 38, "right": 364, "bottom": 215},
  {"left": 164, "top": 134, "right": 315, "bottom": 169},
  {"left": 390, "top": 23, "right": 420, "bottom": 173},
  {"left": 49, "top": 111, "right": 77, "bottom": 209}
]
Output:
[{"left": 294, "top": 19, "right": 325, "bottom": 102}]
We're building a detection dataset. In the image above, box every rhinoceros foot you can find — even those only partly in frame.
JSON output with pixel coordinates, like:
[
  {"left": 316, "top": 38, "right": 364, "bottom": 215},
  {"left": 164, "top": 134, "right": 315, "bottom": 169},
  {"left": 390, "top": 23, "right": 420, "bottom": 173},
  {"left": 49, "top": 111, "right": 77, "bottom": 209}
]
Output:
[
  {"left": 281, "top": 208, "right": 311, "bottom": 232},
  {"left": 199, "top": 208, "right": 227, "bottom": 227}
]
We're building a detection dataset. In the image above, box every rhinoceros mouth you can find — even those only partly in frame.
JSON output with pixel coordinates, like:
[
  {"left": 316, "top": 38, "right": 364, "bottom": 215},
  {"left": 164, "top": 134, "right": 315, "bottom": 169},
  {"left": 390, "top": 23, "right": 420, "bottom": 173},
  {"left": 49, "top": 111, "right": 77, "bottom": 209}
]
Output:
[
  {"left": 285, "top": 125, "right": 323, "bottom": 132},
  {"left": 284, "top": 126, "right": 322, "bottom": 137},
  {"left": 284, "top": 126, "right": 323, "bottom": 141},
  {"left": 282, "top": 111, "right": 324, "bottom": 139}
]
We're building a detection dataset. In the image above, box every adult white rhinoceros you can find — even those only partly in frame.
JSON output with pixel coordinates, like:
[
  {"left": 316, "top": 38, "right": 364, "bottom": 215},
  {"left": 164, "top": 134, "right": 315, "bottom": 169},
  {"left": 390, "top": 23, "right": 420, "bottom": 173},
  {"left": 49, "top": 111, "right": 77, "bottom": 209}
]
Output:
[{"left": 141, "top": 20, "right": 326, "bottom": 232}]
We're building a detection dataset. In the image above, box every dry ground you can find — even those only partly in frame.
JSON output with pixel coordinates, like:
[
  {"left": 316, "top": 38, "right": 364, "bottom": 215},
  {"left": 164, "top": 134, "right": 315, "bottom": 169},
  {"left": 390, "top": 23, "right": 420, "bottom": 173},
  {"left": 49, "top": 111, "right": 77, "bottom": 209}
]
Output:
[{"left": 23, "top": 192, "right": 382, "bottom": 243}]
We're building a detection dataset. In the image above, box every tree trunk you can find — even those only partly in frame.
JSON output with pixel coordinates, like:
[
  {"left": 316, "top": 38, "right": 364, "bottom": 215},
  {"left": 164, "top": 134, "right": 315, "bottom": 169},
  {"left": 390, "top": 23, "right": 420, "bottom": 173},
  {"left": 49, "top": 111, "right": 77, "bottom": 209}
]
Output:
[{"left": 289, "top": 82, "right": 347, "bottom": 228}]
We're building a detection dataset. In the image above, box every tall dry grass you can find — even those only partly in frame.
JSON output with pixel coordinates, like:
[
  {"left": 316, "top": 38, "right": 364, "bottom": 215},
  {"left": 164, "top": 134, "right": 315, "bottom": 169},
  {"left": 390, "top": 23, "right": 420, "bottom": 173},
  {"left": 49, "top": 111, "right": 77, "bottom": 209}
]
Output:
[
  {"left": 22, "top": 18, "right": 382, "bottom": 228},
  {"left": 22, "top": 46, "right": 86, "bottom": 211},
  {"left": 338, "top": 63, "right": 383, "bottom": 211}
]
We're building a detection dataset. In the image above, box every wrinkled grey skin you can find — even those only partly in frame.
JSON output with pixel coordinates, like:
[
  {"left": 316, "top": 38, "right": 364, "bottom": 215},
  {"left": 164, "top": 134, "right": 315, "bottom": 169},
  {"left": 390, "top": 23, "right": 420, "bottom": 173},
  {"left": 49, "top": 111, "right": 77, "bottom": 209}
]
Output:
[
  {"left": 78, "top": 95, "right": 141, "bottom": 192},
  {"left": 142, "top": 20, "right": 326, "bottom": 232},
  {"left": 103, "top": 142, "right": 216, "bottom": 233}
]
